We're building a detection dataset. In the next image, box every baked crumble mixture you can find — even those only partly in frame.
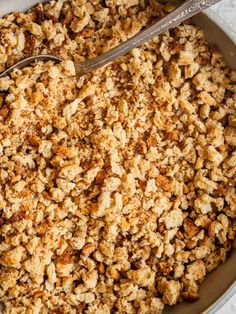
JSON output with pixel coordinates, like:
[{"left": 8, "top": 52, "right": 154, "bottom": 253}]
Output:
[{"left": 0, "top": 0, "right": 235, "bottom": 313}]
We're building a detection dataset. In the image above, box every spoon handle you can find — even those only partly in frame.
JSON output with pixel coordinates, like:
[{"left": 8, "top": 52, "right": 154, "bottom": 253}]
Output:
[{"left": 76, "top": 0, "right": 222, "bottom": 77}]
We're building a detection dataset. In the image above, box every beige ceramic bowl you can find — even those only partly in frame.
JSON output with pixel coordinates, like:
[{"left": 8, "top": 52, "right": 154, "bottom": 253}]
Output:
[{"left": 0, "top": 1, "right": 235, "bottom": 313}]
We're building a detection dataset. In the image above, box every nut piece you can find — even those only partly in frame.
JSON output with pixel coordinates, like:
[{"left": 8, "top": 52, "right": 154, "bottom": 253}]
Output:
[
  {"left": 82, "top": 244, "right": 96, "bottom": 257},
  {"left": 70, "top": 14, "right": 90, "bottom": 33},
  {"left": 183, "top": 218, "right": 200, "bottom": 239},
  {"left": 182, "top": 291, "right": 199, "bottom": 302}
]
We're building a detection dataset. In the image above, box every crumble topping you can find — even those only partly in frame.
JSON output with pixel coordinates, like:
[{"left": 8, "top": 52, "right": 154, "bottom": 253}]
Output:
[{"left": 0, "top": 0, "right": 235, "bottom": 313}]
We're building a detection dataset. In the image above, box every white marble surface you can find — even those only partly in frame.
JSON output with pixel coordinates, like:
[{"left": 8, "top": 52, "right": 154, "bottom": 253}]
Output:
[
  {"left": 212, "top": 0, "right": 236, "bottom": 30},
  {"left": 212, "top": 2, "right": 236, "bottom": 313},
  {"left": 216, "top": 296, "right": 236, "bottom": 314}
]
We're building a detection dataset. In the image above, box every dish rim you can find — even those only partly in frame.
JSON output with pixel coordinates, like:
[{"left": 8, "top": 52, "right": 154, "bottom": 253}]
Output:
[
  {"left": 205, "top": 7, "right": 236, "bottom": 44},
  {"left": 197, "top": 8, "right": 236, "bottom": 313}
]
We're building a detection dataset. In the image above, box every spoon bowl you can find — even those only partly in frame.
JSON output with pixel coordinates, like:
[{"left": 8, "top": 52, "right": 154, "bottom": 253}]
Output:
[{"left": 0, "top": 55, "right": 62, "bottom": 78}]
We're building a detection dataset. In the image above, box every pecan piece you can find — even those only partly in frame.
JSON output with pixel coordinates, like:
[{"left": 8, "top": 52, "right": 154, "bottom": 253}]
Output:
[
  {"left": 8, "top": 210, "right": 26, "bottom": 223},
  {"left": 183, "top": 218, "right": 200, "bottom": 239},
  {"left": 182, "top": 291, "right": 199, "bottom": 302},
  {"left": 23, "top": 31, "right": 36, "bottom": 56},
  {"left": 34, "top": 8, "right": 56, "bottom": 24},
  {"left": 155, "top": 175, "right": 172, "bottom": 191},
  {"left": 82, "top": 243, "right": 96, "bottom": 257},
  {"left": 58, "top": 248, "right": 74, "bottom": 264},
  {"left": 53, "top": 145, "right": 71, "bottom": 158},
  {"left": 95, "top": 171, "right": 106, "bottom": 185}
]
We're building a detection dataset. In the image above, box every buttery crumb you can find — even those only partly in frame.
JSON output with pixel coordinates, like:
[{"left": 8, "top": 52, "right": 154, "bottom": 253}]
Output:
[{"left": 0, "top": 0, "right": 235, "bottom": 313}]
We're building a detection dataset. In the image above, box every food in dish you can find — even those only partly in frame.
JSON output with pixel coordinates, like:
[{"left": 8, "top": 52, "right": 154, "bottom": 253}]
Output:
[{"left": 0, "top": 1, "right": 235, "bottom": 313}]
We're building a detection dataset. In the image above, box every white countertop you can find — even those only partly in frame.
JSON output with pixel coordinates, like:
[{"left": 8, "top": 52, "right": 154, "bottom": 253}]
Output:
[
  {"left": 212, "top": 1, "right": 236, "bottom": 313},
  {"left": 212, "top": 0, "right": 236, "bottom": 30}
]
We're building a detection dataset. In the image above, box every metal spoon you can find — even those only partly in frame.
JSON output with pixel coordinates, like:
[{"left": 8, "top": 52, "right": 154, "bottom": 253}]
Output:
[{"left": 0, "top": 0, "right": 221, "bottom": 79}]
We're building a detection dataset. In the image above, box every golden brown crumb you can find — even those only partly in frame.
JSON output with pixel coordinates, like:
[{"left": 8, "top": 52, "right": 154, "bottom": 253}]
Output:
[{"left": 0, "top": 0, "right": 235, "bottom": 313}]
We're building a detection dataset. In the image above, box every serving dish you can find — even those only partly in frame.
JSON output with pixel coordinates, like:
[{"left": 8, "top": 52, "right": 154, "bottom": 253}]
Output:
[{"left": 0, "top": 1, "right": 235, "bottom": 313}]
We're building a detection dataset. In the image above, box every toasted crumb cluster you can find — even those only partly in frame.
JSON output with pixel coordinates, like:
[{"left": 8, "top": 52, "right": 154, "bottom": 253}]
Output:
[{"left": 0, "top": 0, "right": 236, "bottom": 313}]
